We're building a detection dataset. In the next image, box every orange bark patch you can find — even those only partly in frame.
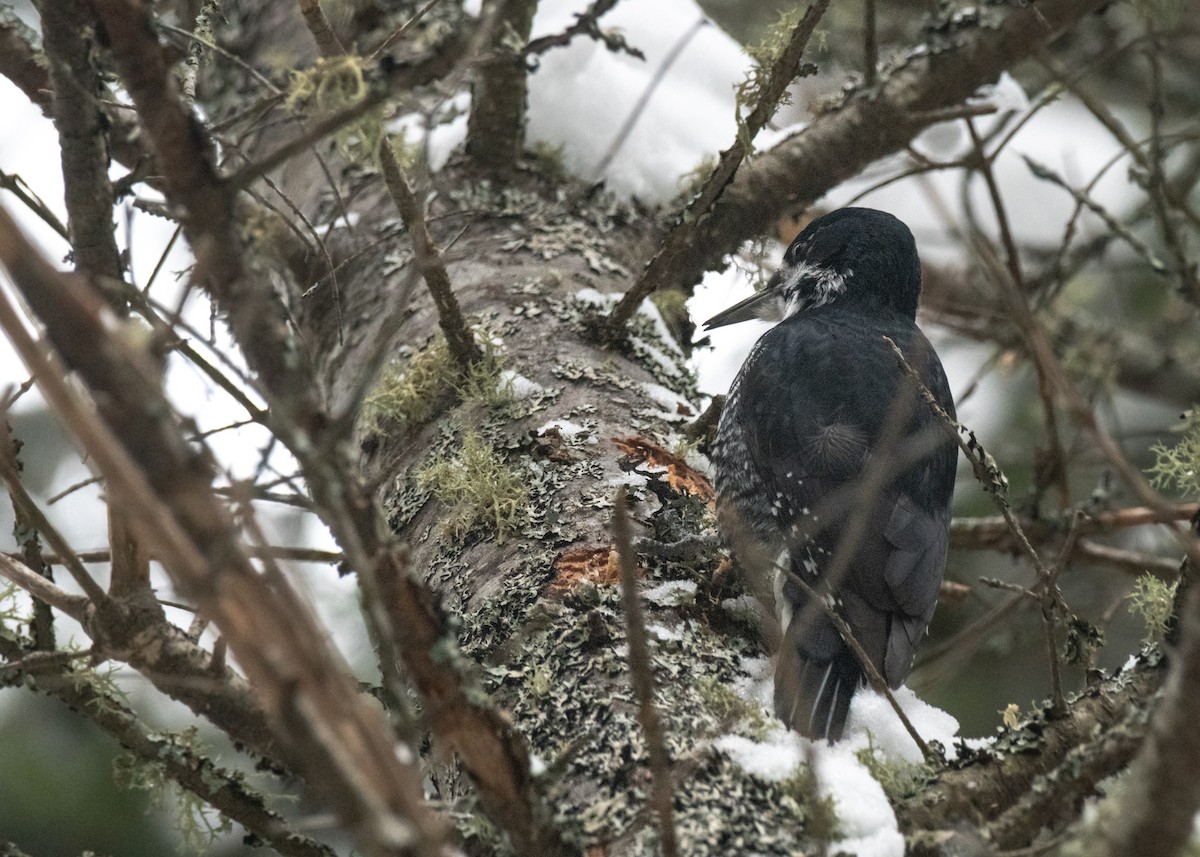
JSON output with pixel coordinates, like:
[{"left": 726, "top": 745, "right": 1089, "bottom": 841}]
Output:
[
  {"left": 548, "top": 546, "right": 620, "bottom": 593},
  {"left": 612, "top": 436, "right": 714, "bottom": 503}
]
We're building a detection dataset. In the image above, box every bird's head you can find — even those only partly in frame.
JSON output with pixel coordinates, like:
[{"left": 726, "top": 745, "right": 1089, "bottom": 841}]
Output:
[{"left": 703, "top": 207, "right": 922, "bottom": 330}]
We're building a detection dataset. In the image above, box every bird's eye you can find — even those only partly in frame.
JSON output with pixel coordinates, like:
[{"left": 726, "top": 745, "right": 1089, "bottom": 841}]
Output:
[{"left": 786, "top": 241, "right": 808, "bottom": 265}]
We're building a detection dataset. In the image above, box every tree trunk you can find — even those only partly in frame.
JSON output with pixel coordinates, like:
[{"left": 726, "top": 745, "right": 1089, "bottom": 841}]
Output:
[{"left": 3, "top": 0, "right": 1196, "bottom": 855}]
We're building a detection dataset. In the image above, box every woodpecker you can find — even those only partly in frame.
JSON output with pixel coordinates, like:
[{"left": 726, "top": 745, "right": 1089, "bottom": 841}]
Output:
[{"left": 706, "top": 208, "right": 957, "bottom": 742}]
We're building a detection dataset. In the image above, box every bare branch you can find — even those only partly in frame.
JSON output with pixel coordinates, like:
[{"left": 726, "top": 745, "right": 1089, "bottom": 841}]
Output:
[
  {"left": 862, "top": 0, "right": 877, "bottom": 87},
  {"left": 523, "top": 0, "right": 643, "bottom": 62},
  {"left": 0, "top": 635, "right": 337, "bottom": 857},
  {"left": 606, "top": 0, "right": 829, "bottom": 334},
  {"left": 0, "top": 429, "right": 107, "bottom": 605},
  {"left": 0, "top": 203, "right": 444, "bottom": 856},
  {"left": 683, "top": 0, "right": 1111, "bottom": 291},
  {"left": 297, "top": 0, "right": 346, "bottom": 57},
  {"left": 0, "top": 553, "right": 89, "bottom": 620},
  {"left": 964, "top": 118, "right": 1072, "bottom": 507},
  {"left": 613, "top": 487, "right": 679, "bottom": 857},
  {"left": 38, "top": 0, "right": 124, "bottom": 288},
  {"left": 899, "top": 655, "right": 1164, "bottom": 840},
  {"left": 0, "top": 9, "right": 50, "bottom": 112},
  {"left": 465, "top": 0, "right": 537, "bottom": 177},
  {"left": 378, "top": 138, "right": 482, "bottom": 371},
  {"left": 885, "top": 336, "right": 1068, "bottom": 713},
  {"left": 1100, "top": 548, "right": 1200, "bottom": 856}
]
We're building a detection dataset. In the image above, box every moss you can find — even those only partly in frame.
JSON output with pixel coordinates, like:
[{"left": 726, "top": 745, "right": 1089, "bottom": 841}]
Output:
[
  {"left": 1128, "top": 574, "right": 1176, "bottom": 642},
  {"left": 696, "top": 676, "right": 772, "bottom": 741},
  {"left": 779, "top": 765, "right": 840, "bottom": 845},
  {"left": 363, "top": 336, "right": 457, "bottom": 433},
  {"left": 417, "top": 431, "right": 529, "bottom": 543},
  {"left": 528, "top": 140, "right": 568, "bottom": 182},
  {"left": 854, "top": 734, "right": 934, "bottom": 802},
  {"left": 285, "top": 55, "right": 383, "bottom": 160},
  {"left": 363, "top": 333, "right": 511, "bottom": 436}
]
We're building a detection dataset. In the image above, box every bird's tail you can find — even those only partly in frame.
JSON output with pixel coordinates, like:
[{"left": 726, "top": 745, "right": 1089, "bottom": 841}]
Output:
[{"left": 774, "top": 619, "right": 862, "bottom": 742}]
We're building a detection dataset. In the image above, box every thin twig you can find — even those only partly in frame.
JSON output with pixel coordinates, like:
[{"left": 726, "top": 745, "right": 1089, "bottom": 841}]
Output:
[
  {"left": 965, "top": 119, "right": 1072, "bottom": 507},
  {"left": 0, "top": 439, "right": 108, "bottom": 604},
  {"left": 371, "top": 0, "right": 447, "bottom": 59},
  {"left": 378, "top": 138, "right": 482, "bottom": 370},
  {"left": 297, "top": 0, "right": 346, "bottom": 57},
  {"left": 1022, "top": 155, "right": 1168, "bottom": 274},
  {"left": 863, "top": 0, "right": 877, "bottom": 87},
  {"left": 0, "top": 636, "right": 336, "bottom": 857},
  {"left": 587, "top": 18, "right": 705, "bottom": 189},
  {"left": 0, "top": 170, "right": 69, "bottom": 240},
  {"left": 884, "top": 335, "right": 1067, "bottom": 714},
  {"left": 0, "top": 553, "right": 90, "bottom": 620},
  {"left": 1141, "top": 19, "right": 1200, "bottom": 305},
  {"left": 779, "top": 554, "right": 933, "bottom": 759},
  {"left": 677, "top": 0, "right": 1111, "bottom": 293},
  {"left": 613, "top": 487, "right": 679, "bottom": 857},
  {"left": 4, "top": 545, "right": 344, "bottom": 566},
  {"left": 606, "top": 0, "right": 829, "bottom": 335},
  {"left": 523, "top": 0, "right": 642, "bottom": 61}
]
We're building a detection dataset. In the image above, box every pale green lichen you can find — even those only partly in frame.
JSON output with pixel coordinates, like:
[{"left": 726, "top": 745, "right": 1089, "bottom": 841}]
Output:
[
  {"left": 1149, "top": 409, "right": 1200, "bottom": 499},
  {"left": 696, "top": 676, "right": 772, "bottom": 741},
  {"left": 854, "top": 734, "right": 933, "bottom": 802},
  {"left": 113, "top": 727, "right": 233, "bottom": 854},
  {"left": 779, "top": 765, "right": 840, "bottom": 844},
  {"left": 363, "top": 334, "right": 511, "bottom": 435},
  {"left": 732, "top": 10, "right": 823, "bottom": 151},
  {"left": 0, "top": 580, "right": 20, "bottom": 641},
  {"left": 417, "top": 431, "right": 529, "bottom": 543},
  {"left": 285, "top": 54, "right": 384, "bottom": 160},
  {"left": 363, "top": 336, "right": 457, "bottom": 433},
  {"left": 1128, "top": 574, "right": 1176, "bottom": 642}
]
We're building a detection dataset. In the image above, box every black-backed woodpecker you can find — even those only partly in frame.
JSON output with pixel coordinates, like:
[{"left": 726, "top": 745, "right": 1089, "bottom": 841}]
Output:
[{"left": 706, "top": 207, "right": 957, "bottom": 742}]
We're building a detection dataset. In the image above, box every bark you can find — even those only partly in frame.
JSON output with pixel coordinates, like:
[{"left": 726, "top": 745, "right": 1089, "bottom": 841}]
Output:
[{"left": 0, "top": 0, "right": 1186, "bottom": 854}]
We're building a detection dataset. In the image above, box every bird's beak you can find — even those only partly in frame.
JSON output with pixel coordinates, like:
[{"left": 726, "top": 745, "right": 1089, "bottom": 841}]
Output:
[{"left": 702, "top": 270, "right": 784, "bottom": 330}]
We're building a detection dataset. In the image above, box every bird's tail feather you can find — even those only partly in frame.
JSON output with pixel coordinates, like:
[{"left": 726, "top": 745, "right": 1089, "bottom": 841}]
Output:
[{"left": 774, "top": 631, "right": 861, "bottom": 741}]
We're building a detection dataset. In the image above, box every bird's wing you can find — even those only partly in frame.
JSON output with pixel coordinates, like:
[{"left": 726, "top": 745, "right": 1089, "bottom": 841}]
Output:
[{"left": 733, "top": 316, "right": 955, "bottom": 736}]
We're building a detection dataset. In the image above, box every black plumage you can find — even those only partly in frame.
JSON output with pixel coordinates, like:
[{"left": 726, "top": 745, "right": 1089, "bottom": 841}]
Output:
[{"left": 706, "top": 208, "right": 957, "bottom": 742}]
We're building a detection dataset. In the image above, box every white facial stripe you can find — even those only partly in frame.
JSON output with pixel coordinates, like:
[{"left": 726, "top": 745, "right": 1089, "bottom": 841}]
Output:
[{"left": 773, "top": 263, "right": 849, "bottom": 320}]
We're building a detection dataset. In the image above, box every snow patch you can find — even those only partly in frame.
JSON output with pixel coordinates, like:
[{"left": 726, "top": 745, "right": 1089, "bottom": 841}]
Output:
[
  {"left": 526, "top": 0, "right": 748, "bottom": 201},
  {"left": 715, "top": 727, "right": 805, "bottom": 781},
  {"left": 842, "top": 686, "right": 961, "bottom": 765},
  {"left": 643, "top": 579, "right": 697, "bottom": 607},
  {"left": 502, "top": 370, "right": 545, "bottom": 400},
  {"left": 608, "top": 472, "right": 647, "bottom": 488},
  {"left": 635, "top": 297, "right": 685, "bottom": 355},
  {"left": 574, "top": 286, "right": 616, "bottom": 307},
  {"left": 640, "top": 381, "right": 696, "bottom": 420},
  {"left": 969, "top": 71, "right": 1030, "bottom": 115},
  {"left": 634, "top": 338, "right": 683, "bottom": 378},
  {"left": 536, "top": 418, "right": 586, "bottom": 437},
  {"left": 647, "top": 623, "right": 684, "bottom": 642},
  {"left": 711, "top": 657, "right": 964, "bottom": 856},
  {"left": 817, "top": 748, "right": 906, "bottom": 857}
]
